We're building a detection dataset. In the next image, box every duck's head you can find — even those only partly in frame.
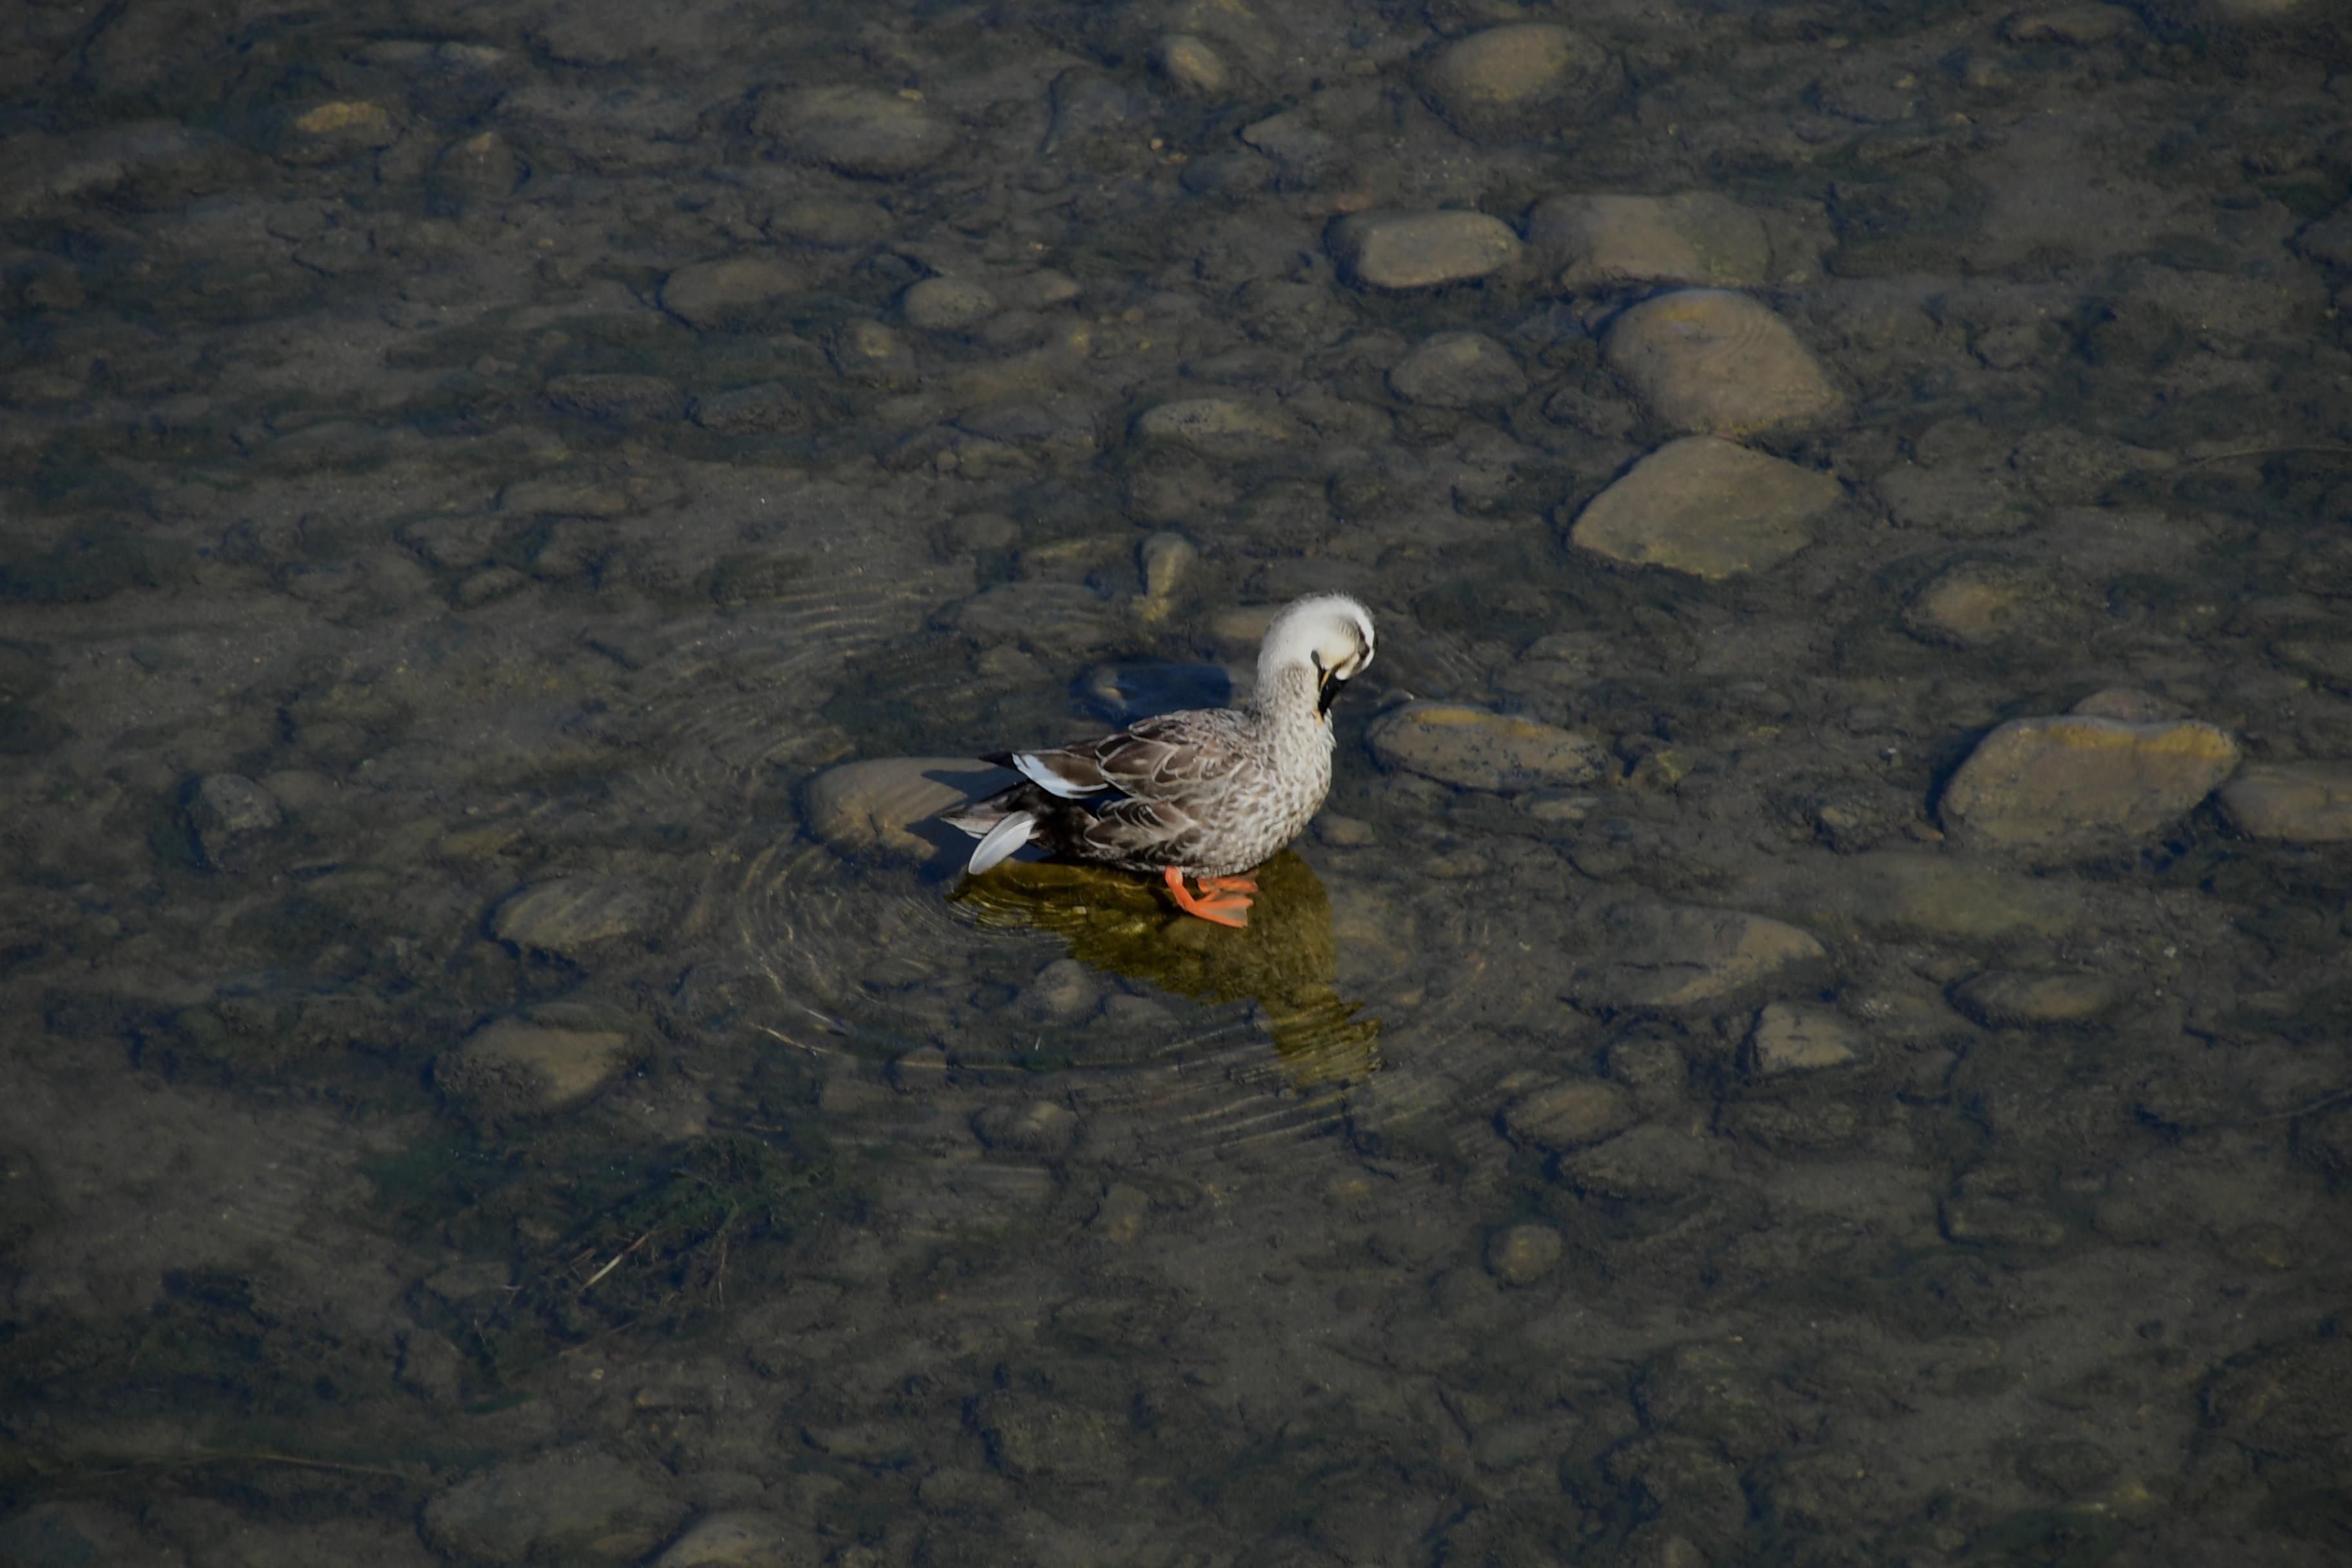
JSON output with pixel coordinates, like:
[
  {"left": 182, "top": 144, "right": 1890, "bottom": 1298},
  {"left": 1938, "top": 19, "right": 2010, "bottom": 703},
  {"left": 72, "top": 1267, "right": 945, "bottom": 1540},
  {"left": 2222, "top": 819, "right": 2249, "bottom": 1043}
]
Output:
[{"left": 1260, "top": 594, "right": 1376, "bottom": 717}]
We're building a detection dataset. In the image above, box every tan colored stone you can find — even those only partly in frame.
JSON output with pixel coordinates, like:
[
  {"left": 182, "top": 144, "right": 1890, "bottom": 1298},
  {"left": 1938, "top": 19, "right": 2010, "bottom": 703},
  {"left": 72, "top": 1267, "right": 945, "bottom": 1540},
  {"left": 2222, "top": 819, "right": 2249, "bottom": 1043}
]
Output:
[
  {"left": 1569, "top": 435, "right": 1840, "bottom": 579},
  {"left": 281, "top": 102, "right": 398, "bottom": 163},
  {"left": 901, "top": 276, "right": 997, "bottom": 331},
  {"left": 1501, "top": 1080, "right": 1633, "bottom": 1152},
  {"left": 437, "top": 1019, "right": 631, "bottom": 1113},
  {"left": 493, "top": 877, "right": 660, "bottom": 956},
  {"left": 1604, "top": 289, "right": 1845, "bottom": 437},
  {"left": 1903, "top": 560, "right": 2072, "bottom": 645},
  {"left": 1939, "top": 715, "right": 2240, "bottom": 859},
  {"left": 1485, "top": 1222, "right": 1564, "bottom": 1286},
  {"left": 1425, "top": 24, "right": 1612, "bottom": 130},
  {"left": 1560, "top": 1126, "right": 1717, "bottom": 1200},
  {"left": 1746, "top": 1003, "right": 1861, "bottom": 1076},
  {"left": 1874, "top": 459, "right": 2039, "bottom": 536},
  {"left": 1529, "top": 192, "right": 1772, "bottom": 291},
  {"left": 1367, "top": 703, "right": 1608, "bottom": 792},
  {"left": 1329, "top": 210, "right": 1523, "bottom": 290},
  {"left": 2217, "top": 761, "right": 2352, "bottom": 842},
  {"left": 1950, "top": 972, "right": 2118, "bottom": 1027},
  {"left": 1156, "top": 34, "right": 1229, "bottom": 95},
  {"left": 1133, "top": 397, "right": 1295, "bottom": 456},
  {"left": 1387, "top": 331, "right": 1527, "bottom": 407},
  {"left": 650, "top": 1511, "right": 815, "bottom": 1568},
  {"left": 662, "top": 257, "right": 802, "bottom": 330},
  {"left": 1764, "top": 851, "right": 2089, "bottom": 941},
  {"left": 421, "top": 1447, "right": 682, "bottom": 1564},
  {"left": 754, "top": 86, "right": 952, "bottom": 178},
  {"left": 803, "top": 757, "right": 1017, "bottom": 859},
  {"left": 1571, "top": 903, "right": 1828, "bottom": 1012}
]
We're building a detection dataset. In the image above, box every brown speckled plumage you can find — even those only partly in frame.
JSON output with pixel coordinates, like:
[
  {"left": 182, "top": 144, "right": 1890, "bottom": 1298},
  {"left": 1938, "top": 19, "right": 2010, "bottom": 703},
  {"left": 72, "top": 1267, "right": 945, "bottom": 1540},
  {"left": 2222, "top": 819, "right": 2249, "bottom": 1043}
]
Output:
[{"left": 943, "top": 594, "right": 1376, "bottom": 879}]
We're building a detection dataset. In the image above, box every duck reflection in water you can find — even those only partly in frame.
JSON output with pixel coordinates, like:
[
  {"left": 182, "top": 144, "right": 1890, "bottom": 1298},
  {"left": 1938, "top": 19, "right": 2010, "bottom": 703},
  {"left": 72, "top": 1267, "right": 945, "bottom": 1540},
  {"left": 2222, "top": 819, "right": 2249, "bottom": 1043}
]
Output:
[{"left": 952, "top": 849, "right": 1382, "bottom": 1087}]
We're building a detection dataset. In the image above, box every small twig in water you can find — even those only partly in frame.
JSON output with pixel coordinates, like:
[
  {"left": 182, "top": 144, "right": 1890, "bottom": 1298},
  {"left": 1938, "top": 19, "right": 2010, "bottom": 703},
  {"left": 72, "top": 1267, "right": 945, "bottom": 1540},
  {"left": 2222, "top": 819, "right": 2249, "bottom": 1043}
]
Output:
[
  {"left": 2185, "top": 444, "right": 2352, "bottom": 465},
  {"left": 578, "top": 1232, "right": 652, "bottom": 1294},
  {"left": 2229, "top": 1084, "right": 2352, "bottom": 1128}
]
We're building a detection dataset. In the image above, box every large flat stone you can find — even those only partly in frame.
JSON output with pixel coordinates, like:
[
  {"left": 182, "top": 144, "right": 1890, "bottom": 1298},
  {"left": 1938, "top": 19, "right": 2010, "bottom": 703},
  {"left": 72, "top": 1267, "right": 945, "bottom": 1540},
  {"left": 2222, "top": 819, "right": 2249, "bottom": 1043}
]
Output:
[
  {"left": 422, "top": 1447, "right": 683, "bottom": 1565},
  {"left": 2217, "top": 761, "right": 2352, "bottom": 842},
  {"left": 1569, "top": 435, "right": 1841, "bottom": 579},
  {"left": 1939, "top": 714, "right": 2240, "bottom": 859},
  {"left": 436, "top": 1015, "right": 632, "bottom": 1113},
  {"left": 804, "top": 757, "right": 1017, "bottom": 859},
  {"left": 753, "top": 86, "right": 952, "bottom": 178},
  {"left": 1570, "top": 902, "right": 1828, "bottom": 1012},
  {"left": 1329, "top": 210, "right": 1523, "bottom": 290},
  {"left": 1423, "top": 24, "right": 1614, "bottom": 133},
  {"left": 493, "top": 877, "right": 661, "bottom": 956},
  {"left": 1529, "top": 192, "right": 1773, "bottom": 291},
  {"left": 1367, "top": 703, "right": 1608, "bottom": 792},
  {"left": 1604, "top": 289, "right": 1844, "bottom": 437}
]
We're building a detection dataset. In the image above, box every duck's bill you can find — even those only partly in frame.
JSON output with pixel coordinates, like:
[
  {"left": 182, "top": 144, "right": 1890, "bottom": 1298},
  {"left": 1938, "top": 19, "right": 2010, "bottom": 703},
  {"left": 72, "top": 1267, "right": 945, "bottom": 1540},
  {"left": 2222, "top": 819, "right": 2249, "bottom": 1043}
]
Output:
[{"left": 1318, "top": 672, "right": 1347, "bottom": 714}]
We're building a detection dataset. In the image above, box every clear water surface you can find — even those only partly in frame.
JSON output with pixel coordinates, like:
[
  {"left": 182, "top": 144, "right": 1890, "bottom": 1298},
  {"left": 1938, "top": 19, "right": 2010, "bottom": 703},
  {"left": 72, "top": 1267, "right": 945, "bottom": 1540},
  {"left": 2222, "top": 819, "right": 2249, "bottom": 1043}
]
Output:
[{"left": 3, "top": 2, "right": 2352, "bottom": 1565}]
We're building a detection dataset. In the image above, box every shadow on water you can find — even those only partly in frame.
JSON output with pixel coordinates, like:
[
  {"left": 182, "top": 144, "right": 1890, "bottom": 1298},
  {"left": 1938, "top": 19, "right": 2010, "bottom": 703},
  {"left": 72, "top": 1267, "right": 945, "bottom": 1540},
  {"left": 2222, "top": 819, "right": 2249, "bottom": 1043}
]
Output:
[{"left": 952, "top": 848, "right": 1383, "bottom": 1090}]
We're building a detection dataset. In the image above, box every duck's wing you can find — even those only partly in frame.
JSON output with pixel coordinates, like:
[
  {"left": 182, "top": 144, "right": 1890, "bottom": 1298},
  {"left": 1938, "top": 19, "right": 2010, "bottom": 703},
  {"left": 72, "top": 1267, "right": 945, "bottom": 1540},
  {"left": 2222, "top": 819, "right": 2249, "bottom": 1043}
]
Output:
[
  {"left": 1079, "top": 794, "right": 1204, "bottom": 865},
  {"left": 997, "top": 709, "right": 1239, "bottom": 804},
  {"left": 1078, "top": 709, "right": 1242, "bottom": 797}
]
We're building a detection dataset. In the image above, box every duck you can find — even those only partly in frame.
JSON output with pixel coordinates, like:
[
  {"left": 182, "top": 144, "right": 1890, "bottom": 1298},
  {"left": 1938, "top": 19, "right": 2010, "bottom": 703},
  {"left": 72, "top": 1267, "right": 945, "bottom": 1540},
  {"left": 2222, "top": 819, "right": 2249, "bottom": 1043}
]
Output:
[{"left": 942, "top": 593, "right": 1377, "bottom": 926}]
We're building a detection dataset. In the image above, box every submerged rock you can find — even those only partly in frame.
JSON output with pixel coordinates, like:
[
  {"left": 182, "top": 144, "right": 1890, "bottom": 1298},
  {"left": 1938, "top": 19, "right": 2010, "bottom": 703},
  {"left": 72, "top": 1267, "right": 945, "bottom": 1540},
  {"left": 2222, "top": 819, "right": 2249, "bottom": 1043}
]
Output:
[
  {"left": 1559, "top": 1124, "right": 1717, "bottom": 1200},
  {"left": 662, "top": 257, "right": 801, "bottom": 330},
  {"left": 754, "top": 85, "right": 952, "bottom": 178},
  {"left": 1133, "top": 397, "right": 1295, "bottom": 457},
  {"left": 1329, "top": 210, "right": 1523, "bottom": 290},
  {"left": 1568, "top": 435, "right": 1841, "bottom": 579},
  {"left": 493, "top": 877, "right": 662, "bottom": 957},
  {"left": 690, "top": 382, "right": 808, "bottom": 434},
  {"left": 1387, "top": 331, "right": 1527, "bottom": 408},
  {"left": 1949, "top": 971, "right": 2117, "bottom": 1028},
  {"left": 421, "top": 1447, "right": 683, "bottom": 1564},
  {"left": 1156, "top": 34, "right": 1229, "bottom": 96},
  {"left": 1571, "top": 903, "right": 1828, "bottom": 1012},
  {"left": 1501, "top": 1079, "right": 1633, "bottom": 1152},
  {"left": 436, "top": 1015, "right": 632, "bottom": 1113},
  {"left": 186, "top": 772, "right": 283, "bottom": 871},
  {"left": 2217, "top": 761, "right": 2352, "bottom": 842},
  {"left": 1745, "top": 1003, "right": 1861, "bottom": 1076},
  {"left": 1485, "top": 1222, "right": 1564, "bottom": 1286},
  {"left": 971, "top": 1101, "right": 1079, "bottom": 1156},
  {"left": 279, "top": 100, "right": 400, "bottom": 164},
  {"left": 1424, "top": 24, "right": 1613, "bottom": 133},
  {"left": 1367, "top": 703, "right": 1609, "bottom": 792},
  {"left": 650, "top": 1511, "right": 819, "bottom": 1568},
  {"left": 544, "top": 373, "right": 683, "bottom": 423},
  {"left": 1766, "top": 851, "right": 2089, "bottom": 941},
  {"left": 901, "top": 275, "right": 997, "bottom": 331},
  {"left": 1529, "top": 192, "right": 1774, "bottom": 292},
  {"left": 1903, "top": 559, "right": 2073, "bottom": 645},
  {"left": 803, "top": 757, "right": 1016, "bottom": 860},
  {"left": 1938, "top": 714, "right": 2240, "bottom": 859},
  {"left": 1603, "top": 289, "right": 1845, "bottom": 437}
]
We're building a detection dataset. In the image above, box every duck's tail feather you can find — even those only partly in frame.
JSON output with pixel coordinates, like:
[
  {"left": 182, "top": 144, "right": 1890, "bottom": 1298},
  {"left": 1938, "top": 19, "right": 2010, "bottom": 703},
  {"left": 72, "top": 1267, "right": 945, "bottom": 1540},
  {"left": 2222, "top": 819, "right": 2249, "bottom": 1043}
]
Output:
[{"left": 963, "top": 812, "right": 1035, "bottom": 875}]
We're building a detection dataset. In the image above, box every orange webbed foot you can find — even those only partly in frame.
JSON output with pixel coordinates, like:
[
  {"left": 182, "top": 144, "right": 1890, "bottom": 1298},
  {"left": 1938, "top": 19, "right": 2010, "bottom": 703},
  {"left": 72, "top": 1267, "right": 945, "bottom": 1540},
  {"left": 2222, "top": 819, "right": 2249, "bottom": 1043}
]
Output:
[
  {"left": 1162, "top": 866, "right": 1251, "bottom": 928},
  {"left": 1197, "top": 874, "right": 1258, "bottom": 895}
]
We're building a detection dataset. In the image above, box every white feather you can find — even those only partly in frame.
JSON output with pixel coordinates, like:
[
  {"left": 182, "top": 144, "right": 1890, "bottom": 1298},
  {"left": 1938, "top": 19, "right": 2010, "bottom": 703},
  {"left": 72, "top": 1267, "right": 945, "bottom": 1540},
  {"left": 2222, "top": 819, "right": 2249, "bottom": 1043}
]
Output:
[
  {"left": 965, "top": 812, "right": 1034, "bottom": 874},
  {"left": 1014, "top": 751, "right": 1098, "bottom": 799}
]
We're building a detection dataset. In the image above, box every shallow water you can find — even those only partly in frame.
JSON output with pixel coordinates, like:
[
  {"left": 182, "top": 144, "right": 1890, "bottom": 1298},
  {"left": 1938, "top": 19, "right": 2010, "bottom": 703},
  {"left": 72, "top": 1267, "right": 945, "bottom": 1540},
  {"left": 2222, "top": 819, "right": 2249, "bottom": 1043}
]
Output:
[{"left": 5, "top": 2, "right": 2352, "bottom": 1564}]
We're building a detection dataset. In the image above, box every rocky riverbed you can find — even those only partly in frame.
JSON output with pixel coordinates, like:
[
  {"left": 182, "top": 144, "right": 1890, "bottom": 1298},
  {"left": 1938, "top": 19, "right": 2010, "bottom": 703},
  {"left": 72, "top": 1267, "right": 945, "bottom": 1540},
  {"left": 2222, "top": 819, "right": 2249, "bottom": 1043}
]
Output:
[{"left": 5, "top": 1, "right": 2352, "bottom": 1564}]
